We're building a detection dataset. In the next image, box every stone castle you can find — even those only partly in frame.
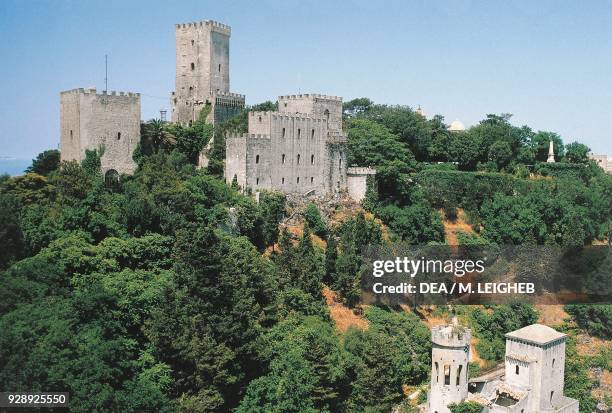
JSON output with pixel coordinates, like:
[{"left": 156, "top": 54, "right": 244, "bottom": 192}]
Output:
[
  {"left": 427, "top": 320, "right": 578, "bottom": 413},
  {"left": 59, "top": 19, "right": 372, "bottom": 199}
]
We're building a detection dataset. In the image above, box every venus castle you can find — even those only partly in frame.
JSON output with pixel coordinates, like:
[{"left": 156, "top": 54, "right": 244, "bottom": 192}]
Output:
[
  {"left": 59, "top": 19, "right": 374, "bottom": 200},
  {"left": 426, "top": 319, "right": 578, "bottom": 413}
]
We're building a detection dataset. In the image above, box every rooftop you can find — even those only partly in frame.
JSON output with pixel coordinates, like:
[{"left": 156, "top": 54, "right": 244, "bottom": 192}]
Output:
[{"left": 505, "top": 324, "right": 566, "bottom": 346}]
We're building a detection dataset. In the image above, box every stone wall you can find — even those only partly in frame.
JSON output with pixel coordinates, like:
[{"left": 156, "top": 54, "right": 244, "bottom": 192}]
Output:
[
  {"left": 60, "top": 88, "right": 140, "bottom": 175},
  {"left": 347, "top": 167, "right": 376, "bottom": 202}
]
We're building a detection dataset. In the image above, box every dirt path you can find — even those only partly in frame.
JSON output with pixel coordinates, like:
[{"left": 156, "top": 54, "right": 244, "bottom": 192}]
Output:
[
  {"left": 322, "top": 287, "right": 368, "bottom": 332},
  {"left": 442, "top": 208, "right": 475, "bottom": 245}
]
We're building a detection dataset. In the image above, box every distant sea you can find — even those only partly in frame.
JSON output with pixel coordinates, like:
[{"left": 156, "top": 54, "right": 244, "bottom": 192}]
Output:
[{"left": 0, "top": 158, "right": 31, "bottom": 176}]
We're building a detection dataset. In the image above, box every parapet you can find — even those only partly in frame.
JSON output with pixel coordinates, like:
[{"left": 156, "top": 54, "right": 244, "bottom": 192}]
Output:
[
  {"left": 215, "top": 91, "right": 245, "bottom": 106},
  {"left": 61, "top": 88, "right": 140, "bottom": 98},
  {"left": 270, "top": 112, "right": 327, "bottom": 122},
  {"left": 175, "top": 20, "right": 231, "bottom": 35},
  {"left": 278, "top": 93, "right": 342, "bottom": 102},
  {"left": 226, "top": 132, "right": 271, "bottom": 141},
  {"left": 347, "top": 167, "right": 377, "bottom": 176},
  {"left": 432, "top": 324, "right": 471, "bottom": 348}
]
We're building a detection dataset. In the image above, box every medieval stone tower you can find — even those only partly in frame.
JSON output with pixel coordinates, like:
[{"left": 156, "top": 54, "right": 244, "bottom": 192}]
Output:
[
  {"left": 429, "top": 320, "right": 471, "bottom": 413},
  {"left": 60, "top": 88, "right": 140, "bottom": 177},
  {"left": 225, "top": 93, "right": 348, "bottom": 196},
  {"left": 171, "top": 20, "right": 245, "bottom": 126}
]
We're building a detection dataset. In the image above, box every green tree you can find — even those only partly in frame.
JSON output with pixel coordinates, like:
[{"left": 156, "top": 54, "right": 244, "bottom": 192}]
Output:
[
  {"left": 564, "top": 142, "right": 590, "bottom": 164},
  {"left": 26, "top": 149, "right": 61, "bottom": 176},
  {"left": 304, "top": 203, "right": 327, "bottom": 238},
  {"left": 448, "top": 401, "right": 484, "bottom": 413}
]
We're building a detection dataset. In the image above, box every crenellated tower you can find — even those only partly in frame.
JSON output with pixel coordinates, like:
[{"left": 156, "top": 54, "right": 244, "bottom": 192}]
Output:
[{"left": 429, "top": 319, "right": 471, "bottom": 413}]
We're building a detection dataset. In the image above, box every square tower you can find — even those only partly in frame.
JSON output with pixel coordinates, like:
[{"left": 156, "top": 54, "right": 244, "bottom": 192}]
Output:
[
  {"left": 278, "top": 94, "right": 343, "bottom": 132},
  {"left": 60, "top": 88, "right": 140, "bottom": 176},
  {"left": 505, "top": 324, "right": 569, "bottom": 412},
  {"left": 171, "top": 20, "right": 245, "bottom": 125}
]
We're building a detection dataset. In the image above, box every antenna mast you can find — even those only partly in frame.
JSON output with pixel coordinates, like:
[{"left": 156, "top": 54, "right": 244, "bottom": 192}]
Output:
[{"left": 104, "top": 54, "right": 108, "bottom": 92}]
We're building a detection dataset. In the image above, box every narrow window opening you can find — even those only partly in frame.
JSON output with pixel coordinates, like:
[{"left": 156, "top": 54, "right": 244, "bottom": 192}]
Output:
[
  {"left": 297, "top": 128, "right": 301, "bottom": 138},
  {"left": 218, "top": 63, "right": 221, "bottom": 72},
  {"left": 284, "top": 102, "right": 287, "bottom": 108},
  {"left": 282, "top": 128, "right": 286, "bottom": 138},
  {"left": 515, "top": 365, "right": 519, "bottom": 375},
  {"left": 282, "top": 154, "right": 286, "bottom": 164},
  {"left": 297, "top": 154, "right": 301, "bottom": 164},
  {"left": 191, "top": 40, "right": 194, "bottom": 46},
  {"left": 281, "top": 177, "right": 285, "bottom": 184},
  {"left": 456, "top": 365, "right": 462, "bottom": 385},
  {"left": 255, "top": 155, "right": 260, "bottom": 164},
  {"left": 435, "top": 362, "right": 439, "bottom": 383},
  {"left": 311, "top": 129, "right": 315, "bottom": 139},
  {"left": 297, "top": 177, "right": 300, "bottom": 184},
  {"left": 190, "top": 62, "right": 195, "bottom": 71},
  {"left": 339, "top": 158, "right": 342, "bottom": 170},
  {"left": 310, "top": 177, "right": 313, "bottom": 184},
  {"left": 444, "top": 365, "right": 450, "bottom": 385},
  {"left": 550, "top": 391, "right": 554, "bottom": 403},
  {"left": 324, "top": 109, "right": 330, "bottom": 122},
  {"left": 256, "top": 178, "right": 259, "bottom": 185},
  {"left": 258, "top": 116, "right": 262, "bottom": 122},
  {"left": 552, "top": 359, "right": 556, "bottom": 368},
  {"left": 311, "top": 154, "right": 315, "bottom": 165},
  {"left": 70, "top": 130, "right": 73, "bottom": 139},
  {"left": 189, "top": 86, "right": 193, "bottom": 97},
  {"left": 117, "top": 132, "right": 121, "bottom": 140}
]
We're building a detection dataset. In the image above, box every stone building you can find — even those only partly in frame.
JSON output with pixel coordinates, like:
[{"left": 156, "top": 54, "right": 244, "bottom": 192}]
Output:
[
  {"left": 60, "top": 88, "right": 140, "bottom": 178},
  {"left": 171, "top": 20, "right": 245, "bottom": 126},
  {"left": 426, "top": 322, "right": 579, "bottom": 413},
  {"left": 589, "top": 154, "right": 612, "bottom": 173},
  {"left": 225, "top": 94, "right": 350, "bottom": 196},
  {"left": 170, "top": 20, "right": 245, "bottom": 167},
  {"left": 429, "top": 320, "right": 471, "bottom": 413}
]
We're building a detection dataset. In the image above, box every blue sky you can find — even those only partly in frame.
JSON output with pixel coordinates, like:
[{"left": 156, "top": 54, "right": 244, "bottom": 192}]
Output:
[{"left": 1, "top": 0, "right": 611, "bottom": 161}]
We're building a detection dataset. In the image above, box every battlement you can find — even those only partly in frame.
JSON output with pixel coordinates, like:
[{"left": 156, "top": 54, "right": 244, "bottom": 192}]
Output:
[
  {"left": 226, "top": 132, "right": 271, "bottom": 141},
  {"left": 175, "top": 20, "right": 231, "bottom": 35},
  {"left": 215, "top": 91, "right": 245, "bottom": 106},
  {"left": 61, "top": 88, "right": 140, "bottom": 98},
  {"left": 278, "top": 93, "right": 342, "bottom": 102},
  {"left": 215, "top": 91, "right": 245, "bottom": 99},
  {"left": 347, "top": 167, "right": 377, "bottom": 175},
  {"left": 270, "top": 112, "right": 327, "bottom": 122},
  {"left": 432, "top": 324, "right": 471, "bottom": 347}
]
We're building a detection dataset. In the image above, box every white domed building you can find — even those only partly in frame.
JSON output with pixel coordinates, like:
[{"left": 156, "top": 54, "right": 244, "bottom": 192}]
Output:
[{"left": 449, "top": 120, "right": 465, "bottom": 132}]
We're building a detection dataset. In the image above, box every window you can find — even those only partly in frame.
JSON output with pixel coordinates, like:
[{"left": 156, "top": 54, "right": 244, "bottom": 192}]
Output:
[
  {"left": 282, "top": 128, "right": 286, "bottom": 138},
  {"left": 218, "top": 63, "right": 221, "bottom": 72},
  {"left": 297, "top": 177, "right": 300, "bottom": 184},
  {"left": 191, "top": 40, "right": 194, "bottom": 46},
  {"left": 256, "top": 178, "right": 259, "bottom": 185},
  {"left": 258, "top": 116, "right": 262, "bottom": 122},
  {"left": 256, "top": 155, "right": 260, "bottom": 164},
  {"left": 117, "top": 132, "right": 121, "bottom": 140},
  {"left": 297, "top": 154, "right": 301, "bottom": 164},
  {"left": 281, "top": 177, "right": 285, "bottom": 184},
  {"left": 552, "top": 359, "right": 555, "bottom": 368},
  {"left": 297, "top": 128, "right": 301, "bottom": 138},
  {"left": 70, "top": 130, "right": 73, "bottom": 139},
  {"left": 310, "top": 177, "right": 313, "bottom": 184},
  {"left": 190, "top": 62, "right": 195, "bottom": 71},
  {"left": 311, "top": 129, "right": 315, "bottom": 139},
  {"left": 444, "top": 365, "right": 450, "bottom": 385},
  {"left": 282, "top": 154, "right": 286, "bottom": 164},
  {"left": 324, "top": 109, "right": 330, "bottom": 121},
  {"left": 456, "top": 365, "right": 462, "bottom": 385},
  {"left": 550, "top": 391, "right": 554, "bottom": 403},
  {"left": 339, "top": 158, "right": 342, "bottom": 170},
  {"left": 435, "top": 362, "right": 439, "bottom": 383},
  {"left": 515, "top": 365, "right": 519, "bottom": 375},
  {"left": 284, "top": 102, "right": 287, "bottom": 108},
  {"left": 189, "top": 86, "right": 193, "bottom": 96},
  {"left": 311, "top": 154, "right": 315, "bottom": 165}
]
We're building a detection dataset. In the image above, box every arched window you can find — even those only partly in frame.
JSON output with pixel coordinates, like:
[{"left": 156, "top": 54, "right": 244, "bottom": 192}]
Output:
[
  {"left": 297, "top": 154, "right": 301, "bottom": 164},
  {"left": 256, "top": 155, "right": 260, "bottom": 164},
  {"left": 190, "top": 62, "right": 195, "bottom": 71},
  {"left": 104, "top": 169, "right": 119, "bottom": 186},
  {"left": 297, "top": 128, "right": 301, "bottom": 138},
  {"left": 456, "top": 365, "right": 462, "bottom": 385},
  {"left": 324, "top": 109, "right": 330, "bottom": 121},
  {"left": 311, "top": 129, "right": 315, "bottom": 139},
  {"left": 189, "top": 86, "right": 193, "bottom": 97},
  {"left": 258, "top": 116, "right": 262, "bottom": 122},
  {"left": 282, "top": 154, "right": 286, "bottom": 164},
  {"left": 311, "top": 154, "right": 315, "bottom": 165},
  {"left": 516, "top": 365, "right": 519, "bottom": 375},
  {"left": 435, "top": 362, "right": 439, "bottom": 383},
  {"left": 444, "top": 365, "right": 450, "bottom": 385}
]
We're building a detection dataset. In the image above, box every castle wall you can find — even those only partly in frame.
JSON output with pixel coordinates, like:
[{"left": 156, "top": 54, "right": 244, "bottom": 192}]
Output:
[
  {"left": 278, "top": 94, "right": 343, "bottom": 131},
  {"left": 225, "top": 135, "right": 248, "bottom": 188},
  {"left": 60, "top": 88, "right": 140, "bottom": 175},
  {"left": 347, "top": 167, "right": 376, "bottom": 202}
]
